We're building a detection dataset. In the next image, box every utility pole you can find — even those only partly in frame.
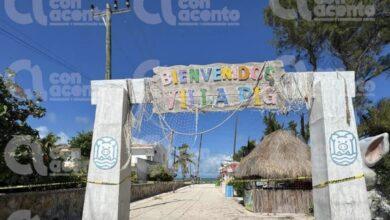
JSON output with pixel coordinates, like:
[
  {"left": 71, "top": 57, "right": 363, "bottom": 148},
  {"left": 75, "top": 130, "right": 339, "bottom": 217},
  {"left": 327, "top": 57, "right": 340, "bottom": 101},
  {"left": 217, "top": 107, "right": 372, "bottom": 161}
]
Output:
[
  {"left": 170, "top": 131, "right": 176, "bottom": 169},
  {"left": 91, "top": 0, "right": 131, "bottom": 80},
  {"left": 232, "top": 115, "right": 238, "bottom": 160},
  {"left": 196, "top": 134, "right": 203, "bottom": 183}
]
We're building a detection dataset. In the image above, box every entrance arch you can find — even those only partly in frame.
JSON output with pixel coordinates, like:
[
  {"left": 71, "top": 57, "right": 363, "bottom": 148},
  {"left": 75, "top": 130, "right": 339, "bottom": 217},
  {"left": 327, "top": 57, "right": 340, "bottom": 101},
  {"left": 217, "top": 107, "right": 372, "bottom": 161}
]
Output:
[{"left": 82, "top": 61, "right": 370, "bottom": 220}]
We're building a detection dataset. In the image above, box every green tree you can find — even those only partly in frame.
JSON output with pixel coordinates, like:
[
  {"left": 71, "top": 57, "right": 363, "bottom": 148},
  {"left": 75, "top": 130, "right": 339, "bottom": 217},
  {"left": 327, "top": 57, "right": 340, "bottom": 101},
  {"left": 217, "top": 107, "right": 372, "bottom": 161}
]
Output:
[
  {"left": 263, "top": 112, "right": 309, "bottom": 143},
  {"left": 263, "top": 112, "right": 283, "bottom": 135},
  {"left": 300, "top": 114, "right": 310, "bottom": 143},
  {"left": 233, "top": 140, "right": 256, "bottom": 161},
  {"left": 173, "top": 144, "right": 194, "bottom": 180},
  {"left": 69, "top": 131, "right": 93, "bottom": 157},
  {"left": 0, "top": 69, "right": 46, "bottom": 184},
  {"left": 264, "top": 0, "right": 389, "bottom": 110},
  {"left": 358, "top": 98, "right": 390, "bottom": 199},
  {"left": 358, "top": 98, "right": 390, "bottom": 137}
]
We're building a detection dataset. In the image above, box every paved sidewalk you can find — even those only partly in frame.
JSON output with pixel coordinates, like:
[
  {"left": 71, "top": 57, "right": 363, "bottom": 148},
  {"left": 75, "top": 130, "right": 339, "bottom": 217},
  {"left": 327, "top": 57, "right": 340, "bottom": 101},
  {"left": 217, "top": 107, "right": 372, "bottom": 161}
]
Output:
[{"left": 130, "top": 184, "right": 313, "bottom": 220}]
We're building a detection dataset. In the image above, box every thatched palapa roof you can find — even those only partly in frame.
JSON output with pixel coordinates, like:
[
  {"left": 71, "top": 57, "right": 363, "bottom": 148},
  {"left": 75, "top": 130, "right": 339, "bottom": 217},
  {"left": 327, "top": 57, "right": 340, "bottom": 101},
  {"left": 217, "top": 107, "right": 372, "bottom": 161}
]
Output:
[{"left": 235, "top": 130, "right": 311, "bottom": 179}]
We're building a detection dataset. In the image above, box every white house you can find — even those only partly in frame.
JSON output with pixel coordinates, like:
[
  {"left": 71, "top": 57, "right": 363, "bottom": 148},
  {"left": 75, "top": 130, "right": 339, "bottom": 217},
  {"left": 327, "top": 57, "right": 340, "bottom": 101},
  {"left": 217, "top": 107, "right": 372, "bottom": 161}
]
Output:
[
  {"left": 131, "top": 143, "right": 168, "bottom": 167},
  {"left": 131, "top": 143, "right": 168, "bottom": 182},
  {"left": 219, "top": 160, "right": 239, "bottom": 195}
]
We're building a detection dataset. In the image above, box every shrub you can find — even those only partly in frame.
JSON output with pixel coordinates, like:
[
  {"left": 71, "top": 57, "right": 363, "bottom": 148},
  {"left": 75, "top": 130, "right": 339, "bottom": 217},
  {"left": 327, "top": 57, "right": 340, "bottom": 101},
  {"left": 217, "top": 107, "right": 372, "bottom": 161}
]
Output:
[
  {"left": 130, "top": 171, "right": 138, "bottom": 183},
  {"left": 147, "top": 165, "right": 173, "bottom": 181}
]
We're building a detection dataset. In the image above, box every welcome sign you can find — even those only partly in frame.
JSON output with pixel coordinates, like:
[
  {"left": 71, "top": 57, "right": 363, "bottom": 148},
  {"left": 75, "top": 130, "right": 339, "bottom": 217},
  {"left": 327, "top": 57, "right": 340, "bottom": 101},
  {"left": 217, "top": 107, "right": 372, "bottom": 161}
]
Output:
[{"left": 149, "top": 61, "right": 285, "bottom": 113}]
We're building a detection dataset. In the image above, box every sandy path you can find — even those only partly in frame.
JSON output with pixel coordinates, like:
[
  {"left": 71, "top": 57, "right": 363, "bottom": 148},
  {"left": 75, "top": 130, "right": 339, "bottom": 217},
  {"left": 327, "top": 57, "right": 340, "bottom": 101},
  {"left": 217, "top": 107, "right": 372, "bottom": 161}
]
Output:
[{"left": 129, "top": 184, "right": 313, "bottom": 220}]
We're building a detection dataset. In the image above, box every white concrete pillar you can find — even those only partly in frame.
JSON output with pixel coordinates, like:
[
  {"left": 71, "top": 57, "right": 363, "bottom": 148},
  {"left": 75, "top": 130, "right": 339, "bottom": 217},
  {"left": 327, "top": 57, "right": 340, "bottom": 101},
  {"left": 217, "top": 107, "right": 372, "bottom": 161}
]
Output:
[
  {"left": 310, "top": 73, "right": 370, "bottom": 220},
  {"left": 82, "top": 80, "right": 131, "bottom": 220}
]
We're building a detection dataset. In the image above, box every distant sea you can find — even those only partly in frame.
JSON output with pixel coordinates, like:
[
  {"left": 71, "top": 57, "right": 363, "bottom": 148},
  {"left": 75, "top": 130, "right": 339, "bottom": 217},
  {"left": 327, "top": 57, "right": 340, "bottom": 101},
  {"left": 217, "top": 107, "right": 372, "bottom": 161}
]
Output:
[{"left": 174, "top": 177, "right": 217, "bottom": 183}]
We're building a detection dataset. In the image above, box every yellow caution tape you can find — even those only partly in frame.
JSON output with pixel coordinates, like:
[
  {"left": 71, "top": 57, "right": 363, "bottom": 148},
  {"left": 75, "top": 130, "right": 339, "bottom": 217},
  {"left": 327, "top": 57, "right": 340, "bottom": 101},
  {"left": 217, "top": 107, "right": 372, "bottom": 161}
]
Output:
[
  {"left": 231, "top": 176, "right": 311, "bottom": 183},
  {"left": 313, "top": 173, "right": 364, "bottom": 189},
  {"left": 230, "top": 173, "right": 364, "bottom": 189}
]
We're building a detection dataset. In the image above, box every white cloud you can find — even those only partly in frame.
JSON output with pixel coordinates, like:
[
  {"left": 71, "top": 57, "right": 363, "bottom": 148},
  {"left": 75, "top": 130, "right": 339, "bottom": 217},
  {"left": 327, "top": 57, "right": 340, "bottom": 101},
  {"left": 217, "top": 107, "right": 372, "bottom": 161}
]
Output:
[
  {"left": 36, "top": 127, "right": 70, "bottom": 145},
  {"left": 36, "top": 126, "right": 49, "bottom": 138},
  {"left": 75, "top": 116, "right": 89, "bottom": 124},
  {"left": 195, "top": 148, "right": 231, "bottom": 178},
  {"left": 56, "top": 132, "right": 70, "bottom": 145}
]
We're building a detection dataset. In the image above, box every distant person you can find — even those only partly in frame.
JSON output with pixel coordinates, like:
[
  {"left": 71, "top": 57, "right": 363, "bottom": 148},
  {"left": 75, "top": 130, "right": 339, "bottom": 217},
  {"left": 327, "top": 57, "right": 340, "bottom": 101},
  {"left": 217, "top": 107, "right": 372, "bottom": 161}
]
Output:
[
  {"left": 172, "top": 173, "right": 177, "bottom": 193},
  {"left": 190, "top": 175, "right": 196, "bottom": 187}
]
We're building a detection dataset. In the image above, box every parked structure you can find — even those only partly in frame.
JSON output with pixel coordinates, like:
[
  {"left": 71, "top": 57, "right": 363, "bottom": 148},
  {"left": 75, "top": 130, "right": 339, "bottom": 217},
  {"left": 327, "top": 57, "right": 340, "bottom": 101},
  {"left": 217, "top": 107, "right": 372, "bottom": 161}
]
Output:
[
  {"left": 235, "top": 130, "right": 312, "bottom": 213},
  {"left": 219, "top": 161, "right": 239, "bottom": 181},
  {"left": 219, "top": 160, "right": 239, "bottom": 195}
]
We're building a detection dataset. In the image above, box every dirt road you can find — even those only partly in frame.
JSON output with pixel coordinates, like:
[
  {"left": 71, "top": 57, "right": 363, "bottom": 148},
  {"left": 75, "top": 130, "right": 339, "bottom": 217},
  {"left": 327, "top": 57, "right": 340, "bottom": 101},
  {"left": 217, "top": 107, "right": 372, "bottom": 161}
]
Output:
[{"left": 130, "top": 184, "right": 313, "bottom": 220}]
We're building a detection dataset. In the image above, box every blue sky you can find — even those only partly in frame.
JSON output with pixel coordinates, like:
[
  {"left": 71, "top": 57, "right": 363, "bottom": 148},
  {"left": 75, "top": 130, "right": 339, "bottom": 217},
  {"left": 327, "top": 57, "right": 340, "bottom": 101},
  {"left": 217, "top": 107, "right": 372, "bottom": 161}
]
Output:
[{"left": 0, "top": 0, "right": 388, "bottom": 177}]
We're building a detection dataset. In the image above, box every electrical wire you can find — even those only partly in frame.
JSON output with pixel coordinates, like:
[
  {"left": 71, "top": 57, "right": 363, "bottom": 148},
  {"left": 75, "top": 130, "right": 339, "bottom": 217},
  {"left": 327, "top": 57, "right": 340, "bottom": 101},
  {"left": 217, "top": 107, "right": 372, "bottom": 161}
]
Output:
[{"left": 0, "top": 23, "right": 81, "bottom": 75}]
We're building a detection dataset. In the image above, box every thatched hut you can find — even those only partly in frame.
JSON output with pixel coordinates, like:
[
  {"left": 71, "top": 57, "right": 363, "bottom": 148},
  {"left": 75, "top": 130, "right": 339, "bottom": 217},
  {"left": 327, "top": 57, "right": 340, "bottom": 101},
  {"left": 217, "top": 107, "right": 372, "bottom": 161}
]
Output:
[{"left": 235, "top": 130, "right": 312, "bottom": 213}]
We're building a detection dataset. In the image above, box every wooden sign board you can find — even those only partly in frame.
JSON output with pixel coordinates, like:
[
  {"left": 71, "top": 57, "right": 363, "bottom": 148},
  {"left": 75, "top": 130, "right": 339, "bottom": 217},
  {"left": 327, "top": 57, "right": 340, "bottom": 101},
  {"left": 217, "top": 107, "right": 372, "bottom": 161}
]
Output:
[{"left": 150, "top": 61, "right": 285, "bottom": 113}]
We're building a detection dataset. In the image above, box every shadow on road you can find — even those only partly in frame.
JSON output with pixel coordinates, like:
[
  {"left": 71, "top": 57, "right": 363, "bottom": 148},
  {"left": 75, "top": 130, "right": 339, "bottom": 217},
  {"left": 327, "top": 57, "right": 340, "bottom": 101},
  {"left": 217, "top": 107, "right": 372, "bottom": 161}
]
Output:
[{"left": 130, "top": 199, "right": 186, "bottom": 211}]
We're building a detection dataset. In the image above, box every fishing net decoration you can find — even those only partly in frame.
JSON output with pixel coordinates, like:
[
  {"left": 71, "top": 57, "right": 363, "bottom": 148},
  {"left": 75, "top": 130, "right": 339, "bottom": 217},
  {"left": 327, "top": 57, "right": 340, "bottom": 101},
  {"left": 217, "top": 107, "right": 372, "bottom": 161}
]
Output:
[
  {"left": 130, "top": 102, "right": 244, "bottom": 162},
  {"left": 128, "top": 62, "right": 315, "bottom": 168}
]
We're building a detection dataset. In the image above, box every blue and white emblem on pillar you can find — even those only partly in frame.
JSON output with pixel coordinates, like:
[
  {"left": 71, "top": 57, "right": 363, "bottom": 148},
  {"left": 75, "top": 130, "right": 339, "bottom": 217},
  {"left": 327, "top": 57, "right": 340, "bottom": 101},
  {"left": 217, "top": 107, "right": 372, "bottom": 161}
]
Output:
[
  {"left": 93, "top": 137, "right": 119, "bottom": 170},
  {"left": 329, "top": 130, "right": 358, "bottom": 166}
]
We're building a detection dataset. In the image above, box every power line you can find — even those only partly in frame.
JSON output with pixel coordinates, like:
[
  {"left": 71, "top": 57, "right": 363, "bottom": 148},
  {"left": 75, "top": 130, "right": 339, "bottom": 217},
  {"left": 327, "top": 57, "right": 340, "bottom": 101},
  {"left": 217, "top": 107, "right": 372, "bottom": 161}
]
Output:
[{"left": 0, "top": 21, "right": 95, "bottom": 82}]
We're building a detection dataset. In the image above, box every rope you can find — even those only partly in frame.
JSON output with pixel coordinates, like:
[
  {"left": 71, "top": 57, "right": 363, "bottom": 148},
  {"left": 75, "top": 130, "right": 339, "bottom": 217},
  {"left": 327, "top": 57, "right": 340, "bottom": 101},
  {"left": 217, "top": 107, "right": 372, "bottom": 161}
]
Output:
[
  {"left": 230, "top": 176, "right": 311, "bottom": 183},
  {"left": 231, "top": 173, "right": 365, "bottom": 189},
  {"left": 121, "top": 107, "right": 132, "bottom": 171},
  {"left": 337, "top": 71, "right": 351, "bottom": 126}
]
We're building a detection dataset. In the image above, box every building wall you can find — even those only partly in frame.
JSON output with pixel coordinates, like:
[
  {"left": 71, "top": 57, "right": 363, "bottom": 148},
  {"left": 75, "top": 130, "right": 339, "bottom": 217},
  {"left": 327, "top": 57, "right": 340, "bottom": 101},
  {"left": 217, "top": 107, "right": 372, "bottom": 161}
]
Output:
[
  {"left": 0, "top": 182, "right": 188, "bottom": 220},
  {"left": 131, "top": 155, "right": 148, "bottom": 166},
  {"left": 131, "top": 182, "right": 188, "bottom": 201},
  {"left": 153, "top": 144, "right": 168, "bottom": 167},
  {"left": 0, "top": 188, "right": 85, "bottom": 220}
]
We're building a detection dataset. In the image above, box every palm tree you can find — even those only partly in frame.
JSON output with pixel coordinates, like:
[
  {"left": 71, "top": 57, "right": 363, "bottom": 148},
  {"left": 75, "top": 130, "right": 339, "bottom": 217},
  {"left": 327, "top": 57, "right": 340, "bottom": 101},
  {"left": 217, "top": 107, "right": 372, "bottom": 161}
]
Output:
[
  {"left": 263, "top": 112, "right": 310, "bottom": 143},
  {"left": 173, "top": 144, "right": 194, "bottom": 180}
]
